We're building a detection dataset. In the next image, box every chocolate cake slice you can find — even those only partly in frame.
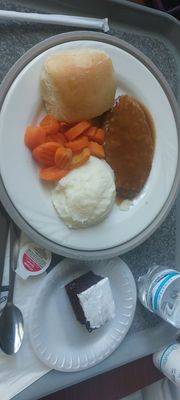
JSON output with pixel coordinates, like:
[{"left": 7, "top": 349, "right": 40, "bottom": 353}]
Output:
[{"left": 65, "top": 271, "right": 115, "bottom": 332}]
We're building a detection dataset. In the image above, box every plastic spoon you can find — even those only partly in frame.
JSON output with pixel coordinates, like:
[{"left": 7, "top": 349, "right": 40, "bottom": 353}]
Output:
[{"left": 0, "top": 220, "right": 24, "bottom": 355}]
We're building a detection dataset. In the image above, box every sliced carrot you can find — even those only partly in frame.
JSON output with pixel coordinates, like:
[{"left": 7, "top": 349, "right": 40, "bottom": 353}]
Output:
[
  {"left": 40, "top": 114, "right": 60, "bottom": 135},
  {"left": 55, "top": 147, "right": 72, "bottom": 169},
  {"left": 24, "top": 126, "right": 46, "bottom": 150},
  {"left": 93, "top": 128, "right": 105, "bottom": 145},
  {"left": 84, "top": 126, "right": 97, "bottom": 140},
  {"left": 46, "top": 132, "right": 67, "bottom": 145},
  {"left": 32, "top": 142, "right": 60, "bottom": 167},
  {"left": 89, "top": 142, "right": 105, "bottom": 159},
  {"left": 39, "top": 166, "right": 68, "bottom": 182},
  {"left": 69, "top": 148, "right": 90, "bottom": 170},
  {"left": 65, "top": 121, "right": 91, "bottom": 141},
  {"left": 66, "top": 136, "right": 89, "bottom": 153}
]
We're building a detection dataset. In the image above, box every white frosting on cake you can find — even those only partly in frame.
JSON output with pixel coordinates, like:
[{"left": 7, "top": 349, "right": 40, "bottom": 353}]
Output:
[{"left": 77, "top": 277, "right": 115, "bottom": 329}]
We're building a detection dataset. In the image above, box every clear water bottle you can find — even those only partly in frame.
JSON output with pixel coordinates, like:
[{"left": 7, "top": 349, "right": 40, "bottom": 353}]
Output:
[
  {"left": 138, "top": 265, "right": 180, "bottom": 328},
  {"left": 153, "top": 342, "right": 180, "bottom": 387}
]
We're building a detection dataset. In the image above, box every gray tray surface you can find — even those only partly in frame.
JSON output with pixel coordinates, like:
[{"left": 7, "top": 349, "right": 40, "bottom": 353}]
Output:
[
  {"left": 0, "top": 0, "right": 177, "bottom": 332},
  {"left": 0, "top": 0, "right": 179, "bottom": 399}
]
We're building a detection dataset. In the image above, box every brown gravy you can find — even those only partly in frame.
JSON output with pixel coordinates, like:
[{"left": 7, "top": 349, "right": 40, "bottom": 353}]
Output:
[{"left": 103, "top": 95, "right": 155, "bottom": 200}]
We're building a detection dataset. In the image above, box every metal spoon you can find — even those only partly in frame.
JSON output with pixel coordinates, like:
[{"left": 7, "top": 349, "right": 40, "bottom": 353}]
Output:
[
  {"left": 0, "top": 220, "right": 24, "bottom": 354},
  {"left": 0, "top": 202, "right": 9, "bottom": 294}
]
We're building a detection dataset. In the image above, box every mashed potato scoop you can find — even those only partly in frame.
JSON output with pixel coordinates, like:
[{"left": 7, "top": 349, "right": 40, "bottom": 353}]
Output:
[{"left": 52, "top": 156, "right": 116, "bottom": 228}]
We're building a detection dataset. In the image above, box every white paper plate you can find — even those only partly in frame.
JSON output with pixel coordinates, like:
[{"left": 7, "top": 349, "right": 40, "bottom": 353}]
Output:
[
  {"left": 0, "top": 32, "right": 179, "bottom": 258},
  {"left": 28, "top": 257, "right": 137, "bottom": 371}
]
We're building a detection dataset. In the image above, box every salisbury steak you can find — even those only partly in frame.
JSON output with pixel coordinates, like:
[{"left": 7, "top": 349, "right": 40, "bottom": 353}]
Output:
[{"left": 104, "top": 95, "right": 154, "bottom": 199}]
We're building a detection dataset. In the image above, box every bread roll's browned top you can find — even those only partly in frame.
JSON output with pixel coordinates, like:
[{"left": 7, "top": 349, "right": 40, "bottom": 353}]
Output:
[{"left": 41, "top": 49, "right": 117, "bottom": 123}]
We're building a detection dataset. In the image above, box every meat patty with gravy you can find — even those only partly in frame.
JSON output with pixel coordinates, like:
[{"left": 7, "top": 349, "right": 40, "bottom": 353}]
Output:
[{"left": 103, "top": 95, "right": 155, "bottom": 199}]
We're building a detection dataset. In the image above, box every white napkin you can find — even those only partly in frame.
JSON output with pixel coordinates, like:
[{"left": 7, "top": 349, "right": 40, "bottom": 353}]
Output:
[{"left": 0, "top": 233, "right": 52, "bottom": 400}]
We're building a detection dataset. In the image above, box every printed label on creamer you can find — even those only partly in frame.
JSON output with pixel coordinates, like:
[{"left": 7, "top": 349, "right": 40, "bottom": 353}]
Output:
[{"left": 16, "top": 243, "right": 52, "bottom": 279}]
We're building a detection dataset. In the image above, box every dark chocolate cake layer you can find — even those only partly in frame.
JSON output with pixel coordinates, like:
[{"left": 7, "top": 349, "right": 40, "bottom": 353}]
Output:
[{"left": 65, "top": 271, "right": 103, "bottom": 332}]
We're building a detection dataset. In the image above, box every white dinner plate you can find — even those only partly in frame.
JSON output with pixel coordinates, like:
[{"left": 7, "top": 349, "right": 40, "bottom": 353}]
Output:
[
  {"left": 28, "top": 257, "right": 137, "bottom": 371},
  {"left": 0, "top": 32, "right": 179, "bottom": 258}
]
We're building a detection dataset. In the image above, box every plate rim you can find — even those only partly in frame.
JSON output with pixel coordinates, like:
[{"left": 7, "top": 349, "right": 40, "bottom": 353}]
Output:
[
  {"left": 28, "top": 257, "right": 137, "bottom": 371},
  {"left": 0, "top": 30, "right": 180, "bottom": 259}
]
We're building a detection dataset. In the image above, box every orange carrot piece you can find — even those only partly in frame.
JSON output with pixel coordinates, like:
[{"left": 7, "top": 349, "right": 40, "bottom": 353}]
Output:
[
  {"left": 65, "top": 121, "right": 91, "bottom": 141},
  {"left": 24, "top": 126, "right": 46, "bottom": 150},
  {"left": 39, "top": 166, "right": 68, "bottom": 182},
  {"left": 55, "top": 147, "right": 72, "bottom": 169},
  {"left": 93, "top": 128, "right": 105, "bottom": 145},
  {"left": 46, "top": 132, "right": 67, "bottom": 145},
  {"left": 40, "top": 114, "right": 60, "bottom": 135},
  {"left": 69, "top": 148, "right": 90, "bottom": 170},
  {"left": 84, "top": 126, "right": 97, "bottom": 140},
  {"left": 32, "top": 142, "right": 60, "bottom": 167},
  {"left": 89, "top": 142, "right": 105, "bottom": 159},
  {"left": 66, "top": 136, "right": 89, "bottom": 153}
]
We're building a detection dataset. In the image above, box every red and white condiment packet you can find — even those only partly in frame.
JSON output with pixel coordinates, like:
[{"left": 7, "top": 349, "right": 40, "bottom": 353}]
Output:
[{"left": 16, "top": 242, "right": 52, "bottom": 279}]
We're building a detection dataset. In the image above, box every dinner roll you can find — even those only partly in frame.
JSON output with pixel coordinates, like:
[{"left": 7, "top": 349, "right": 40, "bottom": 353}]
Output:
[{"left": 40, "top": 49, "right": 117, "bottom": 123}]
